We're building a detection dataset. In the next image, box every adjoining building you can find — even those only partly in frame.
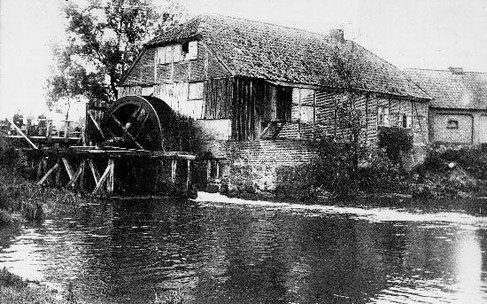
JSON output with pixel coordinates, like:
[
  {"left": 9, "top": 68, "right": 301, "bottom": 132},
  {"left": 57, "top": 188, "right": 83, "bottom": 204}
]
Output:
[
  {"left": 118, "top": 15, "right": 431, "bottom": 190},
  {"left": 406, "top": 67, "right": 487, "bottom": 145}
]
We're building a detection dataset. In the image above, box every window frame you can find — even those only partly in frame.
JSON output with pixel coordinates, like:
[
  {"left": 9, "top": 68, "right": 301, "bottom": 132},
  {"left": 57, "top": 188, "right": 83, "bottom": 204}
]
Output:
[
  {"left": 447, "top": 119, "right": 459, "bottom": 129},
  {"left": 377, "top": 106, "right": 389, "bottom": 127},
  {"left": 188, "top": 81, "right": 204, "bottom": 101},
  {"left": 299, "top": 105, "right": 315, "bottom": 124},
  {"left": 401, "top": 113, "right": 412, "bottom": 129}
]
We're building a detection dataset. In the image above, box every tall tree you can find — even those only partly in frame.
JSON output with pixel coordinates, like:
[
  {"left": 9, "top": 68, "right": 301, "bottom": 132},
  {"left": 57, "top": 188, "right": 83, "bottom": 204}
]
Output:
[
  {"left": 47, "top": 0, "right": 187, "bottom": 107},
  {"left": 321, "top": 34, "right": 369, "bottom": 180}
]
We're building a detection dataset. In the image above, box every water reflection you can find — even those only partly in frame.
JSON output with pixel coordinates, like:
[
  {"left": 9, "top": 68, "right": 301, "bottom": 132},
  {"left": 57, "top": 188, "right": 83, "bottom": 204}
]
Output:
[{"left": 0, "top": 198, "right": 486, "bottom": 304}]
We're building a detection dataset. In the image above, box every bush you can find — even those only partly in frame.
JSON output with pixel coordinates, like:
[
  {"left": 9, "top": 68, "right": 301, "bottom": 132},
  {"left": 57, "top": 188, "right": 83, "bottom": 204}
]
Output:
[
  {"left": 275, "top": 164, "right": 323, "bottom": 200},
  {"left": 0, "top": 136, "right": 26, "bottom": 172},
  {"left": 421, "top": 146, "right": 487, "bottom": 180},
  {"left": 357, "top": 151, "right": 409, "bottom": 193},
  {"left": 0, "top": 267, "right": 27, "bottom": 288},
  {"left": 378, "top": 127, "right": 413, "bottom": 165}
]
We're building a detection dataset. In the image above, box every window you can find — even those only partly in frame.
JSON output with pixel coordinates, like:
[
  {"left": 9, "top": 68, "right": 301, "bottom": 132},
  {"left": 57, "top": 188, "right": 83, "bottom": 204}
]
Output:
[
  {"left": 447, "top": 119, "right": 459, "bottom": 129},
  {"left": 188, "top": 82, "right": 204, "bottom": 100},
  {"left": 300, "top": 106, "right": 315, "bottom": 123},
  {"left": 173, "top": 44, "right": 182, "bottom": 62},
  {"left": 182, "top": 42, "right": 189, "bottom": 53},
  {"left": 156, "top": 46, "right": 173, "bottom": 64},
  {"left": 377, "top": 106, "right": 389, "bottom": 126},
  {"left": 188, "top": 82, "right": 204, "bottom": 119},
  {"left": 188, "top": 41, "right": 198, "bottom": 59},
  {"left": 182, "top": 41, "right": 198, "bottom": 60},
  {"left": 157, "top": 42, "right": 198, "bottom": 64},
  {"left": 156, "top": 47, "right": 166, "bottom": 64},
  {"left": 401, "top": 113, "right": 412, "bottom": 129}
]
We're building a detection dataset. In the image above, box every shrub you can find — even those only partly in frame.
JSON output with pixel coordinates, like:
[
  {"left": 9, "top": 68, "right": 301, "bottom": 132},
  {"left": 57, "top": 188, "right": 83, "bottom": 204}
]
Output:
[
  {"left": 275, "top": 164, "right": 322, "bottom": 200},
  {"left": 155, "top": 289, "right": 186, "bottom": 304},
  {"left": 276, "top": 140, "right": 367, "bottom": 199},
  {"left": 421, "top": 146, "right": 487, "bottom": 180},
  {"left": 0, "top": 136, "right": 26, "bottom": 172},
  {"left": 0, "top": 267, "right": 26, "bottom": 288},
  {"left": 357, "top": 151, "right": 409, "bottom": 193},
  {"left": 378, "top": 127, "right": 413, "bottom": 165}
]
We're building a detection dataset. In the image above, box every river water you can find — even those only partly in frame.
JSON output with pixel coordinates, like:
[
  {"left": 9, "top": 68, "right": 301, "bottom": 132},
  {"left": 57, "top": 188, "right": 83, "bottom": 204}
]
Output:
[{"left": 1, "top": 193, "right": 487, "bottom": 304}]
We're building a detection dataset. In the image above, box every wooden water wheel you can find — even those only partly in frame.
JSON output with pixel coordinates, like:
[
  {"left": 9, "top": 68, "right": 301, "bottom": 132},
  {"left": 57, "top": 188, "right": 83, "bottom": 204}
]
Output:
[{"left": 101, "top": 96, "right": 181, "bottom": 151}]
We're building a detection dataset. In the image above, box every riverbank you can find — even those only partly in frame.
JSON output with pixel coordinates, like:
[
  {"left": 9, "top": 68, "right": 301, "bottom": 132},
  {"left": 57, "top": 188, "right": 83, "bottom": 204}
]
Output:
[
  {"left": 0, "top": 267, "right": 74, "bottom": 304},
  {"left": 221, "top": 146, "right": 487, "bottom": 207},
  {"left": 0, "top": 136, "right": 96, "bottom": 226}
]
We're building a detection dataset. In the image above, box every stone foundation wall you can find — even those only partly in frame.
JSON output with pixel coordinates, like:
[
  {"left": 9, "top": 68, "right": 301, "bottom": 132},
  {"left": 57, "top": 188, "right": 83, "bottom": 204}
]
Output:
[{"left": 199, "top": 139, "right": 321, "bottom": 193}]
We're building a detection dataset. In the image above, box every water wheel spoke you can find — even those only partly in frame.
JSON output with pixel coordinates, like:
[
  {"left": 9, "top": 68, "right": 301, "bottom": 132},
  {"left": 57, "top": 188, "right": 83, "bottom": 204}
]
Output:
[
  {"left": 125, "top": 106, "right": 142, "bottom": 131},
  {"left": 134, "top": 113, "right": 150, "bottom": 139},
  {"left": 110, "top": 114, "right": 144, "bottom": 149}
]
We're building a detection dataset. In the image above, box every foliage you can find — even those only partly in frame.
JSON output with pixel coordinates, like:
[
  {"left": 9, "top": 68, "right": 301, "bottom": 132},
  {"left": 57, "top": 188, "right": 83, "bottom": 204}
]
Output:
[
  {"left": 421, "top": 146, "right": 487, "bottom": 180},
  {"left": 275, "top": 164, "right": 324, "bottom": 201},
  {"left": 46, "top": 0, "right": 188, "bottom": 108},
  {"left": 357, "top": 150, "right": 409, "bottom": 193},
  {"left": 155, "top": 289, "right": 186, "bottom": 304},
  {"left": 321, "top": 38, "right": 369, "bottom": 177},
  {"left": 0, "top": 267, "right": 26, "bottom": 288},
  {"left": 0, "top": 267, "right": 76, "bottom": 304},
  {"left": 275, "top": 140, "right": 413, "bottom": 200},
  {"left": 378, "top": 126, "right": 413, "bottom": 165},
  {"left": 0, "top": 136, "right": 93, "bottom": 226}
]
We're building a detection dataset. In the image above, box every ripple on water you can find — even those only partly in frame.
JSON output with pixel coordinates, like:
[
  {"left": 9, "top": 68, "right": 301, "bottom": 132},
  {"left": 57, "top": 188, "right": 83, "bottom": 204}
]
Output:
[{"left": 0, "top": 195, "right": 486, "bottom": 304}]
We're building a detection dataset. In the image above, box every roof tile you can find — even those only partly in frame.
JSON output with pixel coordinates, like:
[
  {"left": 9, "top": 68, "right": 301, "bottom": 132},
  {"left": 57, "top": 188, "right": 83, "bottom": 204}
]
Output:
[
  {"left": 148, "top": 15, "right": 430, "bottom": 100},
  {"left": 405, "top": 69, "right": 487, "bottom": 110}
]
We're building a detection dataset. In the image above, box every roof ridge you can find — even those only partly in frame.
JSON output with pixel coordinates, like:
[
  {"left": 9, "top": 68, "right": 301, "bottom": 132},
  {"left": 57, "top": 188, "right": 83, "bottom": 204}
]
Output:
[
  {"left": 405, "top": 67, "right": 487, "bottom": 74},
  {"left": 197, "top": 14, "right": 328, "bottom": 38}
]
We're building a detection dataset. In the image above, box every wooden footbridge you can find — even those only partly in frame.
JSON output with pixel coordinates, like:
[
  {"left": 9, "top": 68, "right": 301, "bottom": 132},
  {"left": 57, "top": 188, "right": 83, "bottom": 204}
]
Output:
[{"left": 17, "top": 96, "right": 212, "bottom": 197}]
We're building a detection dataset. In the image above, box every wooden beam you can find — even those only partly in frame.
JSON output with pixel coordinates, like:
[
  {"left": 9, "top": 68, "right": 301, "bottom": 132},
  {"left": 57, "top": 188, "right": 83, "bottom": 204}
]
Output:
[
  {"left": 87, "top": 110, "right": 105, "bottom": 140},
  {"left": 206, "top": 160, "right": 211, "bottom": 182},
  {"left": 66, "top": 160, "right": 85, "bottom": 188},
  {"left": 62, "top": 158, "right": 74, "bottom": 180},
  {"left": 126, "top": 106, "right": 142, "bottom": 130},
  {"left": 6, "top": 118, "right": 38, "bottom": 149},
  {"left": 36, "top": 159, "right": 44, "bottom": 181},
  {"left": 133, "top": 113, "right": 149, "bottom": 139},
  {"left": 79, "top": 160, "right": 85, "bottom": 191},
  {"left": 88, "top": 159, "right": 100, "bottom": 184},
  {"left": 215, "top": 161, "right": 220, "bottom": 179},
  {"left": 259, "top": 121, "right": 272, "bottom": 139},
  {"left": 37, "top": 162, "right": 59, "bottom": 185},
  {"left": 186, "top": 159, "right": 191, "bottom": 191},
  {"left": 110, "top": 114, "right": 144, "bottom": 149},
  {"left": 92, "top": 160, "right": 113, "bottom": 195},
  {"left": 171, "top": 159, "right": 177, "bottom": 184},
  {"left": 107, "top": 159, "right": 114, "bottom": 195},
  {"left": 55, "top": 160, "right": 61, "bottom": 187}
]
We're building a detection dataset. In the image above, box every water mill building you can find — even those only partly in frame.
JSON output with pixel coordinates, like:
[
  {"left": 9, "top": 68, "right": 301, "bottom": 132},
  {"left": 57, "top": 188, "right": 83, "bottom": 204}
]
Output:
[{"left": 115, "top": 15, "right": 431, "bottom": 192}]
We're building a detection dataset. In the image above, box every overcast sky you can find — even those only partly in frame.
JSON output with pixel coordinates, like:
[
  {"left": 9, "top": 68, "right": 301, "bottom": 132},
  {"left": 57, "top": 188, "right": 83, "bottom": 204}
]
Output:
[{"left": 1, "top": 0, "right": 486, "bottom": 118}]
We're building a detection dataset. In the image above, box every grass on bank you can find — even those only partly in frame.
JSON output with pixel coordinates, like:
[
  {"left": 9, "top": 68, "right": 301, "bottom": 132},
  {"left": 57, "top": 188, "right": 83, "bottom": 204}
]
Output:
[
  {"left": 0, "top": 136, "right": 91, "bottom": 226},
  {"left": 0, "top": 266, "right": 187, "bottom": 304},
  {"left": 0, "top": 267, "right": 71, "bottom": 304}
]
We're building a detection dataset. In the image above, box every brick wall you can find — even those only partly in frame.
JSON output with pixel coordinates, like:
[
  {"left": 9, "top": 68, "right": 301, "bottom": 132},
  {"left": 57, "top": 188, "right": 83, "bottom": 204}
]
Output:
[{"left": 200, "top": 139, "right": 321, "bottom": 192}]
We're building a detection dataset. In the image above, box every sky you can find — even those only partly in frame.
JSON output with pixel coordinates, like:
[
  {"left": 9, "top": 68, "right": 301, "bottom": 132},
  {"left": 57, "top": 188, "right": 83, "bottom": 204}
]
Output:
[{"left": 0, "top": 0, "right": 486, "bottom": 119}]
